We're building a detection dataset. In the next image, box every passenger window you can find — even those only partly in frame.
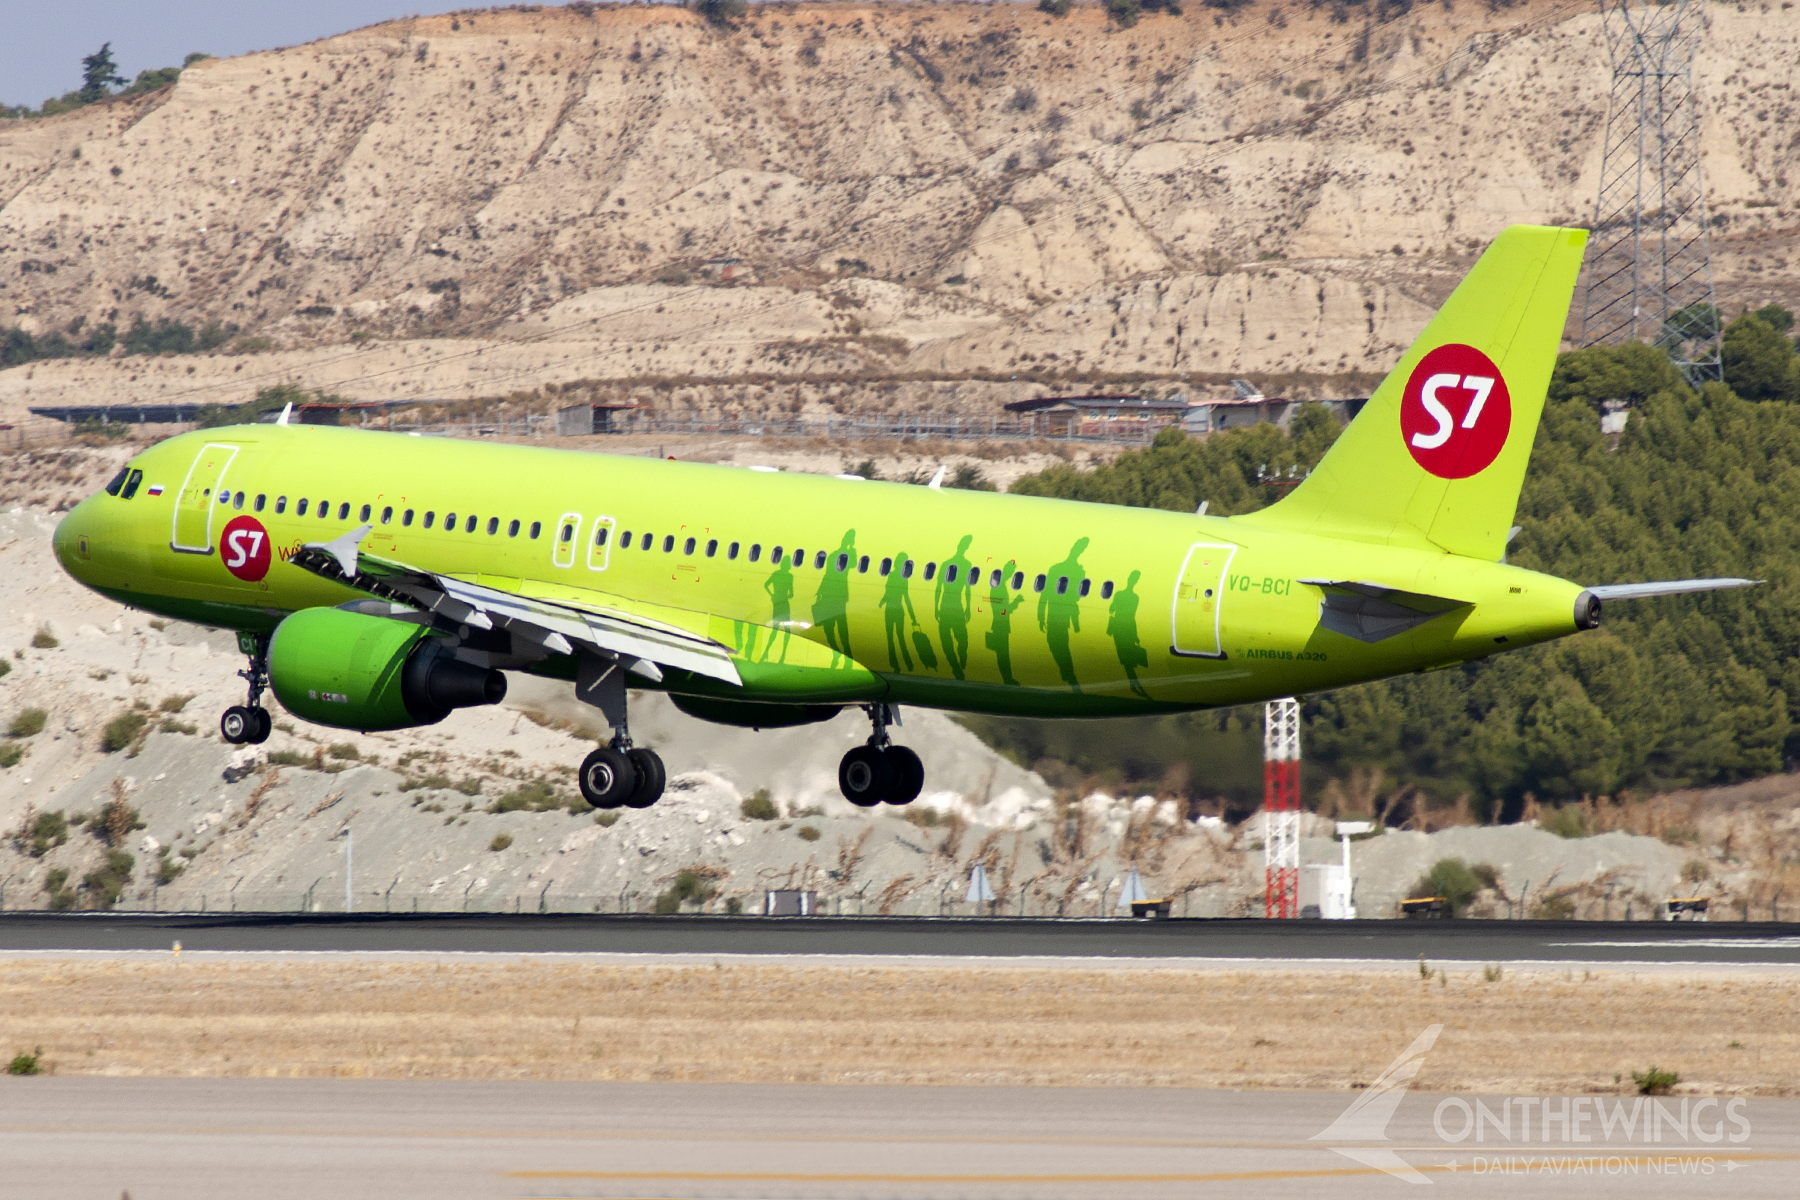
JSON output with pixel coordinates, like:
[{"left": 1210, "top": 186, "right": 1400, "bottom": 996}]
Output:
[
  {"left": 1101, "top": 580, "right": 1114, "bottom": 599},
  {"left": 902, "top": 559, "right": 914, "bottom": 579},
  {"left": 770, "top": 545, "right": 783, "bottom": 563},
  {"left": 858, "top": 555, "right": 869, "bottom": 574},
  {"left": 121, "top": 470, "right": 143, "bottom": 499},
  {"left": 989, "top": 570, "right": 1001, "bottom": 587},
  {"left": 317, "top": 499, "right": 328, "bottom": 518},
  {"left": 561, "top": 524, "right": 575, "bottom": 544},
  {"left": 274, "top": 495, "right": 286, "bottom": 514},
  {"left": 705, "top": 539, "right": 717, "bottom": 558},
  {"left": 813, "top": 550, "right": 826, "bottom": 569},
  {"left": 445, "top": 512, "right": 457, "bottom": 529},
  {"left": 879, "top": 557, "right": 892, "bottom": 576},
  {"left": 529, "top": 521, "right": 541, "bottom": 539},
  {"left": 749, "top": 544, "right": 762, "bottom": 563},
  {"left": 684, "top": 537, "right": 696, "bottom": 555},
  {"left": 234, "top": 492, "right": 246, "bottom": 510},
  {"left": 508, "top": 519, "right": 520, "bottom": 537},
  {"left": 381, "top": 506, "right": 393, "bottom": 525},
  {"left": 338, "top": 503, "right": 350, "bottom": 520},
  {"left": 1012, "top": 571, "right": 1024, "bottom": 590},
  {"left": 104, "top": 469, "right": 128, "bottom": 497},
  {"left": 597, "top": 528, "right": 611, "bottom": 547},
  {"left": 360, "top": 504, "right": 372, "bottom": 522},
  {"left": 487, "top": 517, "right": 499, "bottom": 535},
  {"left": 642, "top": 532, "right": 654, "bottom": 550},
  {"left": 465, "top": 515, "right": 477, "bottom": 533},
  {"left": 298, "top": 499, "right": 310, "bottom": 516},
  {"left": 727, "top": 541, "right": 738, "bottom": 560},
  {"left": 1079, "top": 578, "right": 1092, "bottom": 598},
  {"left": 944, "top": 565, "right": 957, "bottom": 583},
  {"left": 833, "top": 553, "right": 847, "bottom": 571},
  {"left": 424, "top": 511, "right": 434, "bottom": 528},
  {"left": 619, "top": 531, "right": 632, "bottom": 548},
  {"left": 403, "top": 509, "right": 414, "bottom": 527},
  {"left": 1056, "top": 576, "right": 1069, "bottom": 595},
  {"left": 923, "top": 562, "right": 937, "bottom": 581},
  {"left": 1034, "top": 574, "right": 1046, "bottom": 593},
  {"left": 254, "top": 494, "right": 267, "bottom": 513},
  {"left": 663, "top": 535, "right": 675, "bottom": 552}
]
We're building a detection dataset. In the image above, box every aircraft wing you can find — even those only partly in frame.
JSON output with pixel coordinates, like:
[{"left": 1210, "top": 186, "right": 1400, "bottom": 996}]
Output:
[
  {"left": 287, "top": 525, "right": 742, "bottom": 686},
  {"left": 1296, "top": 579, "right": 1472, "bottom": 645},
  {"left": 1584, "top": 579, "right": 1761, "bottom": 601}
]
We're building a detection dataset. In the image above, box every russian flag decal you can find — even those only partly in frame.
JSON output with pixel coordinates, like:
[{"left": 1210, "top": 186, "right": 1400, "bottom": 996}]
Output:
[{"left": 147, "top": 484, "right": 165, "bottom": 496}]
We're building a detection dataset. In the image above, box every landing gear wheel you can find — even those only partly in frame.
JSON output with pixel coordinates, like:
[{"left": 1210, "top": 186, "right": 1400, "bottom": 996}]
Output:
[
  {"left": 883, "top": 745, "right": 924, "bottom": 805},
  {"left": 625, "top": 748, "right": 666, "bottom": 809},
  {"left": 247, "top": 708, "right": 273, "bottom": 745},
  {"left": 579, "top": 746, "right": 638, "bottom": 810},
  {"left": 839, "top": 744, "right": 894, "bottom": 807},
  {"left": 220, "top": 706, "right": 256, "bottom": 745}
]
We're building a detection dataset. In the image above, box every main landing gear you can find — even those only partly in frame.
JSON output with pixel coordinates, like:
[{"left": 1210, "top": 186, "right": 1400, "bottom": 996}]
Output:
[
  {"left": 221, "top": 632, "right": 272, "bottom": 746},
  {"left": 579, "top": 736, "right": 666, "bottom": 812},
  {"left": 838, "top": 703, "right": 923, "bottom": 808}
]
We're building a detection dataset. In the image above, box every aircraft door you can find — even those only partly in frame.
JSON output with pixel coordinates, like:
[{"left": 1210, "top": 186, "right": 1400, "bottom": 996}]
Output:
[
  {"left": 587, "top": 516, "right": 617, "bottom": 571},
  {"left": 1170, "top": 542, "right": 1237, "bottom": 658},
  {"left": 552, "top": 513, "right": 582, "bottom": 569},
  {"left": 171, "top": 442, "right": 240, "bottom": 553}
]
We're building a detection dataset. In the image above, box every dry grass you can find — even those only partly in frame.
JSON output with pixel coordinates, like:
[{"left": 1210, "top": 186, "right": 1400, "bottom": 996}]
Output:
[{"left": 1, "top": 960, "right": 1796, "bottom": 1094}]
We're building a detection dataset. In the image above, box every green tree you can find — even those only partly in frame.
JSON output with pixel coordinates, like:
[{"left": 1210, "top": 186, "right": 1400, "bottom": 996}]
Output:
[
  {"left": 1721, "top": 311, "right": 1799, "bottom": 404},
  {"left": 79, "top": 43, "right": 128, "bottom": 104}
]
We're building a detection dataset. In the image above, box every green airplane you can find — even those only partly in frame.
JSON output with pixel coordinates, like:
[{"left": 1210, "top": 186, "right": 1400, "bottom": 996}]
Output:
[{"left": 53, "top": 226, "right": 1754, "bottom": 811}]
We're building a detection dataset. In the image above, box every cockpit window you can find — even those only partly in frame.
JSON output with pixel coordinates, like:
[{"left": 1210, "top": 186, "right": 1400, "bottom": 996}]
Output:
[
  {"left": 120, "top": 470, "right": 143, "bottom": 500},
  {"left": 104, "top": 469, "right": 128, "bottom": 497}
]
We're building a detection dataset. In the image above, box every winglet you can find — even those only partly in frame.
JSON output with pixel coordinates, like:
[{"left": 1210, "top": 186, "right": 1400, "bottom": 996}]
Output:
[
  {"left": 927, "top": 465, "right": 947, "bottom": 490},
  {"left": 304, "top": 524, "right": 371, "bottom": 580},
  {"left": 276, "top": 402, "right": 293, "bottom": 426}
]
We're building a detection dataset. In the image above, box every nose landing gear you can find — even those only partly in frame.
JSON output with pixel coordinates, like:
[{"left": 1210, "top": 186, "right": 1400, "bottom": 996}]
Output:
[
  {"left": 838, "top": 703, "right": 923, "bottom": 807},
  {"left": 221, "top": 632, "right": 273, "bottom": 746}
]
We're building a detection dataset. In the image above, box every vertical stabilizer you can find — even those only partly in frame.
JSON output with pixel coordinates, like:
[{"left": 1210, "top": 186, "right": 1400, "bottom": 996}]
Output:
[{"left": 1243, "top": 226, "right": 1587, "bottom": 561}]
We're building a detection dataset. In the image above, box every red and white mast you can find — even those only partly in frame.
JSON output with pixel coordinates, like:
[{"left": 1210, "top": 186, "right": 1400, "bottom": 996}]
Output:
[{"left": 1263, "top": 697, "right": 1301, "bottom": 919}]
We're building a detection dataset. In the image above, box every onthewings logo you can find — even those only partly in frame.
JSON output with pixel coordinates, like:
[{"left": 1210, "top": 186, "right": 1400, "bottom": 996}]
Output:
[
  {"left": 1311, "top": 1023, "right": 1443, "bottom": 1184},
  {"left": 219, "top": 515, "right": 272, "bottom": 582},
  {"left": 1399, "top": 344, "right": 1511, "bottom": 479}
]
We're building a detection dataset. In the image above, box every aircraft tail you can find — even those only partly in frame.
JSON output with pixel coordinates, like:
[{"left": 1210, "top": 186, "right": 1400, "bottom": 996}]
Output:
[{"left": 1245, "top": 225, "right": 1587, "bottom": 561}]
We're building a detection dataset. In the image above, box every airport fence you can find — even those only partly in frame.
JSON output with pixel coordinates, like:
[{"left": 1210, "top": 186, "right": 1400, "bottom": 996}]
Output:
[{"left": 367, "top": 411, "right": 1171, "bottom": 446}]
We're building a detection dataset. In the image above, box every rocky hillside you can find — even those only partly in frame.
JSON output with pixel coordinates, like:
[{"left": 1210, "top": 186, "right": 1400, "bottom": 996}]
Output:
[{"left": 1, "top": 0, "right": 1795, "bottom": 422}]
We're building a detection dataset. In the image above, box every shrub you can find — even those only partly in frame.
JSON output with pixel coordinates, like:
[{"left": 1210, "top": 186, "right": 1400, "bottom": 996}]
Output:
[
  {"left": 401, "top": 772, "right": 454, "bottom": 792},
  {"left": 691, "top": 0, "right": 747, "bottom": 23},
  {"left": 266, "top": 749, "right": 311, "bottom": 767},
  {"left": 82, "top": 850, "right": 135, "bottom": 910},
  {"left": 740, "top": 789, "right": 778, "bottom": 821},
  {"left": 1532, "top": 892, "right": 1578, "bottom": 920},
  {"left": 30, "top": 627, "right": 58, "bottom": 650},
  {"left": 595, "top": 811, "right": 620, "bottom": 827},
  {"left": 486, "top": 780, "right": 562, "bottom": 813},
  {"left": 1007, "top": 86, "right": 1038, "bottom": 113},
  {"left": 655, "top": 868, "right": 718, "bottom": 912},
  {"left": 24, "top": 810, "right": 68, "bottom": 857},
  {"left": 155, "top": 857, "right": 184, "bottom": 885},
  {"left": 1405, "top": 858, "right": 1489, "bottom": 917},
  {"left": 6, "top": 1049, "right": 41, "bottom": 1076},
  {"left": 158, "top": 694, "right": 194, "bottom": 713},
  {"left": 1106, "top": 0, "right": 1140, "bottom": 26},
  {"left": 44, "top": 867, "right": 75, "bottom": 910},
  {"left": 797, "top": 825, "right": 821, "bottom": 842},
  {"left": 1483, "top": 963, "right": 1503, "bottom": 983},
  {"left": 1539, "top": 806, "right": 1588, "bottom": 838},
  {"left": 1038, "top": 0, "right": 1072, "bottom": 13},
  {"left": 327, "top": 743, "right": 360, "bottom": 761},
  {"left": 1632, "top": 1066, "right": 1679, "bottom": 1096},
  {"left": 101, "top": 711, "right": 148, "bottom": 753},
  {"left": 454, "top": 777, "right": 483, "bottom": 796},
  {"left": 158, "top": 719, "right": 197, "bottom": 735},
  {"left": 95, "top": 795, "right": 144, "bottom": 847},
  {"left": 10, "top": 707, "right": 51, "bottom": 736},
  {"left": 489, "top": 833, "right": 513, "bottom": 852},
  {"left": 0, "top": 743, "right": 21, "bottom": 767}
]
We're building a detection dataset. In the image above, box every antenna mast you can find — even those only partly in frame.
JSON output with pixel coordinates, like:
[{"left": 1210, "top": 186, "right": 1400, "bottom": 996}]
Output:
[{"left": 1263, "top": 698, "right": 1301, "bottom": 920}]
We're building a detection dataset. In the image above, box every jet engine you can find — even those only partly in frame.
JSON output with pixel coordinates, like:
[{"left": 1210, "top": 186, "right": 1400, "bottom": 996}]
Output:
[{"left": 268, "top": 607, "right": 505, "bottom": 732}]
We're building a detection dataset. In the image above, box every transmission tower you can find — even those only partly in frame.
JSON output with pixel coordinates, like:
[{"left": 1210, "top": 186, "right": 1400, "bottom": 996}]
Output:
[
  {"left": 1580, "top": 0, "right": 1721, "bottom": 384},
  {"left": 1263, "top": 698, "right": 1300, "bottom": 920}
]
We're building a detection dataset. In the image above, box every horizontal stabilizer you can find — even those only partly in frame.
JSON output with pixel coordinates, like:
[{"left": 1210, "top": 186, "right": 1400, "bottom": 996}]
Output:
[
  {"left": 1298, "top": 579, "right": 1470, "bottom": 644},
  {"left": 1585, "top": 578, "right": 1761, "bottom": 601}
]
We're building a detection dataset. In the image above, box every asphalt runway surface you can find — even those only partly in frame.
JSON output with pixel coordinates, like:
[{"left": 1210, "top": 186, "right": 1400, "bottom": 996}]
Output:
[
  {"left": 1, "top": 912, "right": 1797, "bottom": 965},
  {"left": 2, "top": 1078, "right": 1794, "bottom": 1200}
]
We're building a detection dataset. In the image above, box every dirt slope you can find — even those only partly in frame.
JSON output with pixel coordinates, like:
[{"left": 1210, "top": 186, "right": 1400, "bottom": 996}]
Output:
[{"left": 1, "top": 0, "right": 1795, "bottom": 421}]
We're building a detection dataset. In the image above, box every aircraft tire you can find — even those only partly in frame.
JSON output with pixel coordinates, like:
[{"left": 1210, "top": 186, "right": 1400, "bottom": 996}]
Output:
[
  {"left": 247, "top": 708, "right": 273, "bottom": 745},
  {"left": 579, "top": 747, "right": 638, "bottom": 810},
  {"left": 220, "top": 706, "right": 255, "bottom": 745},
  {"left": 625, "top": 748, "right": 666, "bottom": 809},
  {"left": 838, "top": 745, "right": 893, "bottom": 807},
  {"left": 883, "top": 745, "right": 924, "bottom": 805}
]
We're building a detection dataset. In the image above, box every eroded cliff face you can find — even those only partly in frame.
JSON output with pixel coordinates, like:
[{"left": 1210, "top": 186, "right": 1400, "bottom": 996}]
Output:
[{"left": 0, "top": 0, "right": 1795, "bottom": 417}]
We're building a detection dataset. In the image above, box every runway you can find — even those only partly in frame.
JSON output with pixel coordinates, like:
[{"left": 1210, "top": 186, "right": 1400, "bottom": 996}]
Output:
[
  {"left": 1, "top": 912, "right": 1797, "bottom": 965},
  {"left": 2, "top": 1078, "right": 1794, "bottom": 1200}
]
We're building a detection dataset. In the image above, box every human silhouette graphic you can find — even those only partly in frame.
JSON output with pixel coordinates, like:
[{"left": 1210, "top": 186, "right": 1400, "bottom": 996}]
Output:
[
  {"left": 985, "top": 559, "right": 1024, "bottom": 686},
  {"left": 812, "top": 529, "right": 856, "bottom": 658},
  {"left": 1037, "top": 537, "right": 1089, "bottom": 692},
  {"left": 877, "top": 552, "right": 918, "bottom": 672},
  {"left": 934, "top": 534, "right": 976, "bottom": 681},
  {"left": 762, "top": 556, "right": 794, "bottom": 663},
  {"left": 1107, "top": 569, "right": 1150, "bottom": 699}
]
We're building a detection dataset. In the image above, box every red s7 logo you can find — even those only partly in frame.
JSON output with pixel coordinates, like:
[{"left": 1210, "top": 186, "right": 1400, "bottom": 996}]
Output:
[{"left": 220, "top": 515, "right": 272, "bottom": 582}]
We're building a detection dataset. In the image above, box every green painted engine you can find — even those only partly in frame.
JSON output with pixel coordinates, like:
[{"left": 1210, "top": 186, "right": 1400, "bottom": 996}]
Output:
[{"left": 268, "top": 607, "right": 506, "bottom": 732}]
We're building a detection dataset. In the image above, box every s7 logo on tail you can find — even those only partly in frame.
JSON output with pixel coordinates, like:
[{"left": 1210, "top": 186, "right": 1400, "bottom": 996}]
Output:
[{"left": 1400, "top": 344, "right": 1511, "bottom": 479}]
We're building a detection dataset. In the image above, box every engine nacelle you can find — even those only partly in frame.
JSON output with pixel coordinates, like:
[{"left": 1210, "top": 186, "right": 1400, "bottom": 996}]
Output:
[{"left": 269, "top": 607, "right": 506, "bottom": 732}]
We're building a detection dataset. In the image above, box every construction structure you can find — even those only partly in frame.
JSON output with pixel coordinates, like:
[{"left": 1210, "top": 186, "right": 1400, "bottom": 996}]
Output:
[
  {"left": 1580, "top": 0, "right": 1721, "bottom": 384},
  {"left": 1263, "top": 697, "right": 1301, "bottom": 919}
]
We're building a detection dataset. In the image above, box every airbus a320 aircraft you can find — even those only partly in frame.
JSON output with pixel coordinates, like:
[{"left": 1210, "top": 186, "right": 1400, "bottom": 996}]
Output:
[{"left": 53, "top": 226, "right": 1754, "bottom": 811}]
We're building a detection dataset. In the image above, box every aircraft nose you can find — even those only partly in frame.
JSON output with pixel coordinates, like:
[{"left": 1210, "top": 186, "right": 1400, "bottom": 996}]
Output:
[{"left": 53, "top": 497, "right": 101, "bottom": 579}]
